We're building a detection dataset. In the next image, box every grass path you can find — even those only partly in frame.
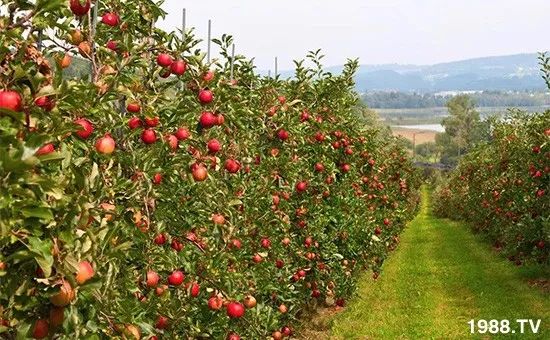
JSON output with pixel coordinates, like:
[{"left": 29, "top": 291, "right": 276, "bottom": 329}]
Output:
[{"left": 325, "top": 187, "right": 549, "bottom": 339}]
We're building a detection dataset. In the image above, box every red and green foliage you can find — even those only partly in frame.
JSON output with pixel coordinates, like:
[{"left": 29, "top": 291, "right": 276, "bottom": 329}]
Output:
[
  {"left": 434, "top": 110, "right": 549, "bottom": 265},
  {"left": 0, "top": 0, "right": 420, "bottom": 338}
]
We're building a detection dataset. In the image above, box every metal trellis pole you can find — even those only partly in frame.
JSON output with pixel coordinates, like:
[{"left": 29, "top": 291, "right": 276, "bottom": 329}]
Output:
[
  {"left": 230, "top": 44, "right": 235, "bottom": 81},
  {"left": 207, "top": 19, "right": 212, "bottom": 64}
]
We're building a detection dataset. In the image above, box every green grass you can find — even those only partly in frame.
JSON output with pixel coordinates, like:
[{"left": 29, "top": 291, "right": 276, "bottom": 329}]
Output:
[{"left": 329, "top": 187, "right": 549, "bottom": 339}]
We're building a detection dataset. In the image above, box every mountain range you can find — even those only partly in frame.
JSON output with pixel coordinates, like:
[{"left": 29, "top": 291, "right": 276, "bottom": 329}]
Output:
[{"left": 268, "top": 53, "right": 548, "bottom": 93}]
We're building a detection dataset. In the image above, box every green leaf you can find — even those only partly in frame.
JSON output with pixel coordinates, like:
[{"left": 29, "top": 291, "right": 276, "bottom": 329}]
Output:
[
  {"left": 21, "top": 207, "right": 53, "bottom": 221},
  {"left": 26, "top": 237, "right": 54, "bottom": 277}
]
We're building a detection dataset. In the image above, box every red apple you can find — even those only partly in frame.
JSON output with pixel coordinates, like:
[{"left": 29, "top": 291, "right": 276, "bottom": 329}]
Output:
[
  {"left": 141, "top": 129, "right": 157, "bottom": 144},
  {"left": 146, "top": 270, "right": 160, "bottom": 287},
  {"left": 127, "top": 103, "right": 141, "bottom": 113},
  {"left": 75, "top": 261, "right": 94, "bottom": 284},
  {"left": 277, "top": 129, "right": 289, "bottom": 141},
  {"left": 212, "top": 214, "right": 225, "bottom": 225},
  {"left": 226, "top": 301, "right": 245, "bottom": 318},
  {"left": 314, "top": 162, "right": 324, "bottom": 172},
  {"left": 101, "top": 12, "right": 119, "bottom": 27},
  {"left": 0, "top": 90, "right": 22, "bottom": 112},
  {"left": 70, "top": 0, "right": 91, "bottom": 16},
  {"left": 35, "top": 96, "right": 55, "bottom": 111},
  {"left": 190, "top": 282, "right": 200, "bottom": 297},
  {"left": 157, "top": 53, "right": 173, "bottom": 67},
  {"left": 208, "top": 295, "right": 223, "bottom": 310},
  {"left": 296, "top": 181, "right": 308, "bottom": 193},
  {"left": 166, "top": 134, "right": 178, "bottom": 150},
  {"left": 152, "top": 173, "right": 162, "bottom": 185},
  {"left": 199, "top": 111, "right": 217, "bottom": 128},
  {"left": 198, "top": 89, "right": 214, "bottom": 104},
  {"left": 128, "top": 117, "right": 142, "bottom": 129},
  {"left": 155, "top": 315, "right": 169, "bottom": 330},
  {"left": 175, "top": 127, "right": 190, "bottom": 140},
  {"left": 154, "top": 233, "right": 166, "bottom": 245},
  {"left": 170, "top": 60, "right": 187, "bottom": 75},
  {"left": 207, "top": 139, "right": 221, "bottom": 153},
  {"left": 260, "top": 238, "right": 271, "bottom": 249},
  {"left": 36, "top": 143, "right": 55, "bottom": 156},
  {"left": 95, "top": 134, "right": 115, "bottom": 154},
  {"left": 230, "top": 239, "right": 242, "bottom": 249},
  {"left": 32, "top": 319, "right": 49, "bottom": 339},
  {"left": 144, "top": 116, "right": 159, "bottom": 127},
  {"left": 167, "top": 270, "right": 184, "bottom": 286},
  {"left": 224, "top": 159, "right": 241, "bottom": 173},
  {"left": 191, "top": 163, "right": 208, "bottom": 181},
  {"left": 74, "top": 118, "right": 94, "bottom": 139},
  {"left": 106, "top": 40, "right": 118, "bottom": 51},
  {"left": 203, "top": 70, "right": 215, "bottom": 82}
]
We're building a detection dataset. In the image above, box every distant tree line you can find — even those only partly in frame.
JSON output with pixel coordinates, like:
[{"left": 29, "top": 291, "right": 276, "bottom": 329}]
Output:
[{"left": 363, "top": 90, "right": 550, "bottom": 109}]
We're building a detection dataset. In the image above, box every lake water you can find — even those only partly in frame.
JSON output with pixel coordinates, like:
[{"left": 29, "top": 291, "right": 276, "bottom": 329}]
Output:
[{"left": 393, "top": 124, "right": 445, "bottom": 133}]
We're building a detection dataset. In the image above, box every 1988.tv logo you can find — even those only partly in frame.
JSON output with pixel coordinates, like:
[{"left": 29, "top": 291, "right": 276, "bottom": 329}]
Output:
[{"left": 468, "top": 319, "right": 541, "bottom": 334}]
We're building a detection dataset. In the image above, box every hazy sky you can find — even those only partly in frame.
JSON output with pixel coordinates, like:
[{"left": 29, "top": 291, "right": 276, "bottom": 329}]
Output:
[{"left": 157, "top": 0, "right": 549, "bottom": 70}]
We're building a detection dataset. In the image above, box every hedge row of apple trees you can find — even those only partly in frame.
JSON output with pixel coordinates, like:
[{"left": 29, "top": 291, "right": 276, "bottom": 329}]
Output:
[
  {"left": 433, "top": 109, "right": 549, "bottom": 265},
  {"left": 0, "top": 0, "right": 421, "bottom": 338}
]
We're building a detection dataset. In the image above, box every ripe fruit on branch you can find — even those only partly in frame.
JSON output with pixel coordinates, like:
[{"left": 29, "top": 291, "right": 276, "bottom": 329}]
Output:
[
  {"left": 141, "top": 129, "right": 157, "bottom": 144},
  {"left": 198, "top": 89, "right": 214, "bottom": 104},
  {"left": 101, "top": 12, "right": 120, "bottom": 27},
  {"left": 226, "top": 301, "right": 245, "bottom": 318},
  {"left": 243, "top": 295, "right": 256, "bottom": 308},
  {"left": 207, "top": 139, "right": 221, "bottom": 153},
  {"left": 32, "top": 319, "right": 49, "bottom": 339},
  {"left": 74, "top": 118, "right": 94, "bottom": 139},
  {"left": 203, "top": 70, "right": 215, "bottom": 82},
  {"left": 314, "top": 162, "right": 325, "bottom": 172},
  {"left": 127, "top": 103, "right": 141, "bottom": 113},
  {"left": 295, "top": 181, "right": 308, "bottom": 193},
  {"left": 155, "top": 315, "right": 169, "bottom": 330},
  {"left": 78, "top": 41, "right": 91, "bottom": 57},
  {"left": 36, "top": 143, "right": 55, "bottom": 156},
  {"left": 208, "top": 295, "right": 224, "bottom": 310},
  {"left": 175, "top": 127, "right": 190, "bottom": 140},
  {"left": 277, "top": 129, "right": 289, "bottom": 141},
  {"left": 199, "top": 111, "right": 217, "bottom": 128},
  {"left": 95, "top": 134, "right": 115, "bottom": 154},
  {"left": 128, "top": 117, "right": 142, "bottom": 129},
  {"left": 50, "top": 281, "right": 75, "bottom": 307},
  {"left": 152, "top": 173, "right": 162, "bottom": 185},
  {"left": 224, "top": 159, "right": 241, "bottom": 173},
  {"left": 157, "top": 53, "right": 173, "bottom": 67},
  {"left": 170, "top": 60, "right": 187, "bottom": 75},
  {"left": 154, "top": 233, "right": 166, "bottom": 245},
  {"left": 75, "top": 261, "right": 94, "bottom": 284},
  {"left": 166, "top": 134, "right": 178, "bottom": 150},
  {"left": 145, "top": 116, "right": 159, "bottom": 127},
  {"left": 60, "top": 53, "right": 72, "bottom": 68},
  {"left": 70, "top": 0, "right": 91, "bottom": 16},
  {"left": 226, "top": 332, "right": 240, "bottom": 340},
  {"left": 146, "top": 270, "right": 160, "bottom": 287},
  {"left": 49, "top": 307, "right": 64, "bottom": 327},
  {"left": 191, "top": 163, "right": 208, "bottom": 181},
  {"left": 35, "top": 96, "right": 55, "bottom": 111},
  {"left": 260, "top": 238, "right": 271, "bottom": 249},
  {"left": 212, "top": 214, "right": 225, "bottom": 225},
  {"left": 167, "top": 270, "right": 184, "bottom": 286},
  {"left": 106, "top": 40, "right": 118, "bottom": 51}
]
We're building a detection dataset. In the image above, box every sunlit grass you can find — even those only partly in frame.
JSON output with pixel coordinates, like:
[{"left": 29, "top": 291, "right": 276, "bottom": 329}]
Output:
[{"left": 329, "top": 187, "right": 549, "bottom": 339}]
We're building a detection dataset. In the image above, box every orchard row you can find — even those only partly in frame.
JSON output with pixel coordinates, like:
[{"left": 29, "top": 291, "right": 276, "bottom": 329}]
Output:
[
  {"left": 433, "top": 110, "right": 549, "bottom": 265},
  {"left": 0, "top": 1, "right": 420, "bottom": 339}
]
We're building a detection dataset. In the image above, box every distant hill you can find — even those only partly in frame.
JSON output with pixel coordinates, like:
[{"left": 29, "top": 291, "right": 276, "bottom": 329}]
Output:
[{"left": 265, "top": 53, "right": 548, "bottom": 93}]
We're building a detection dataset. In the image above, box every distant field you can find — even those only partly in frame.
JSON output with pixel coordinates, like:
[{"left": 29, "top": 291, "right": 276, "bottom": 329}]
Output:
[
  {"left": 377, "top": 105, "right": 549, "bottom": 125},
  {"left": 392, "top": 127, "right": 437, "bottom": 144}
]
